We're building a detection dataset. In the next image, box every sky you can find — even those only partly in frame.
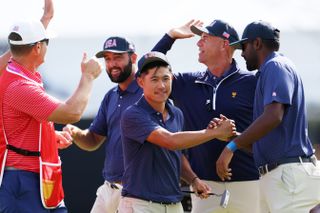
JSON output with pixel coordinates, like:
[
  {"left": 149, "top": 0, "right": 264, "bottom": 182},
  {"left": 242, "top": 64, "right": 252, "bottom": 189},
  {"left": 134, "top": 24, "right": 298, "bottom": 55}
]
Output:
[{"left": 1, "top": 0, "right": 320, "bottom": 38}]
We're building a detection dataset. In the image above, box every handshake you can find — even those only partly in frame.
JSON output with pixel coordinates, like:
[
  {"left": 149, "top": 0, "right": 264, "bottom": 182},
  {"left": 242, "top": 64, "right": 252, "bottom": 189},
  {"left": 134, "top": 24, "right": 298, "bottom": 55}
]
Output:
[{"left": 207, "top": 114, "right": 237, "bottom": 142}]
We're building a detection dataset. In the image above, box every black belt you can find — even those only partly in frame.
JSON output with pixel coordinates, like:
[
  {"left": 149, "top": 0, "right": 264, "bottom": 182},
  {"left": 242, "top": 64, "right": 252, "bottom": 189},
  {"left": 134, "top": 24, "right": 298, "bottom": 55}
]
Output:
[
  {"left": 6, "top": 144, "right": 40, "bottom": 157},
  {"left": 258, "top": 156, "right": 314, "bottom": 176},
  {"left": 126, "top": 195, "right": 178, "bottom": 205}
]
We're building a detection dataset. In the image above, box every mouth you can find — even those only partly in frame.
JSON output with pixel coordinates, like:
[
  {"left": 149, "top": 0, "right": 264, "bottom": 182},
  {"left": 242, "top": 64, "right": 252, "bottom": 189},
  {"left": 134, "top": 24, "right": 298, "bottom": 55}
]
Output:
[{"left": 110, "top": 68, "right": 121, "bottom": 76}]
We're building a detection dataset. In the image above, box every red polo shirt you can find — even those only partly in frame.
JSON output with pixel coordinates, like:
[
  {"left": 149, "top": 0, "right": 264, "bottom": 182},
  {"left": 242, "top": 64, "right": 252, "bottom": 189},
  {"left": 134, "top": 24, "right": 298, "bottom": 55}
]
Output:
[{"left": 3, "top": 60, "right": 60, "bottom": 173}]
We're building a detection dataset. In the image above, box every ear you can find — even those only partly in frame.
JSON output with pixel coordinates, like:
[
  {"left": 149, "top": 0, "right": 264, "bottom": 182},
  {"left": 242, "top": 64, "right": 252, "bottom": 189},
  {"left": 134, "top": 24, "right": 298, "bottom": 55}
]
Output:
[
  {"left": 136, "top": 76, "right": 144, "bottom": 88},
  {"left": 32, "top": 43, "right": 41, "bottom": 55},
  {"left": 253, "top": 38, "right": 263, "bottom": 50},
  {"left": 130, "top": 53, "right": 138, "bottom": 64}
]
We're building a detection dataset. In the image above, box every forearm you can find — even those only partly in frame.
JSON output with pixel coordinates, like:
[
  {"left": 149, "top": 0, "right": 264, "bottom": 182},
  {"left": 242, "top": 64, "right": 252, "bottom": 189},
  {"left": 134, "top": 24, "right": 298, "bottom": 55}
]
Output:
[
  {"left": 48, "top": 74, "right": 94, "bottom": 124},
  {"left": 235, "top": 110, "right": 282, "bottom": 149},
  {"left": 72, "top": 129, "right": 104, "bottom": 151},
  {"left": 151, "top": 34, "right": 175, "bottom": 54}
]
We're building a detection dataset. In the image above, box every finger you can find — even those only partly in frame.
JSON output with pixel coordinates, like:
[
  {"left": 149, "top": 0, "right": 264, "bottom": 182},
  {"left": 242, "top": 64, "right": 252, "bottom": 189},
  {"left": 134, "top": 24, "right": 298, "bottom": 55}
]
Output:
[
  {"left": 82, "top": 52, "right": 87, "bottom": 63},
  {"left": 220, "top": 114, "right": 228, "bottom": 120},
  {"left": 186, "top": 19, "right": 195, "bottom": 26}
]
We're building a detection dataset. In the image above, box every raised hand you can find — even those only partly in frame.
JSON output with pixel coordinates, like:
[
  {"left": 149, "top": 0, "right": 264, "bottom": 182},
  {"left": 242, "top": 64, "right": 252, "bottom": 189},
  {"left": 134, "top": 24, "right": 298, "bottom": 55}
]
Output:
[
  {"left": 168, "top": 19, "right": 203, "bottom": 39},
  {"left": 81, "top": 53, "right": 102, "bottom": 80},
  {"left": 40, "top": 0, "right": 54, "bottom": 29}
]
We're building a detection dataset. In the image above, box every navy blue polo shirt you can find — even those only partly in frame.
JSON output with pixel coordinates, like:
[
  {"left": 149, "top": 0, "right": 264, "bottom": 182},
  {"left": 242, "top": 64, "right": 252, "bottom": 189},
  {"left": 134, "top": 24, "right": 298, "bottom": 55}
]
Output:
[
  {"left": 120, "top": 96, "right": 184, "bottom": 203},
  {"left": 253, "top": 52, "right": 314, "bottom": 166},
  {"left": 152, "top": 34, "right": 259, "bottom": 181},
  {"left": 89, "top": 80, "right": 142, "bottom": 182}
]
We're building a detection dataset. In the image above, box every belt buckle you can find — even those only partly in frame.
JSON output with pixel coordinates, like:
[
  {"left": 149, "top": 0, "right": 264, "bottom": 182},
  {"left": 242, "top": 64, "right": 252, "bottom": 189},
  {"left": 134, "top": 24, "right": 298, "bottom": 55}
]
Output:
[{"left": 259, "top": 165, "right": 269, "bottom": 176}]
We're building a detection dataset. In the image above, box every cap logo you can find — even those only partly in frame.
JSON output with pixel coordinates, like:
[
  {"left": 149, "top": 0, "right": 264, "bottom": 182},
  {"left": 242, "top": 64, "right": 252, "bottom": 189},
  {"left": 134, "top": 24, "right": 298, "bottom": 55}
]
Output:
[
  {"left": 105, "top": 39, "right": 117, "bottom": 49},
  {"left": 145, "top": 52, "right": 158, "bottom": 58},
  {"left": 222, "top": 32, "right": 230, "bottom": 38},
  {"left": 13, "top": 26, "right": 19, "bottom": 31}
]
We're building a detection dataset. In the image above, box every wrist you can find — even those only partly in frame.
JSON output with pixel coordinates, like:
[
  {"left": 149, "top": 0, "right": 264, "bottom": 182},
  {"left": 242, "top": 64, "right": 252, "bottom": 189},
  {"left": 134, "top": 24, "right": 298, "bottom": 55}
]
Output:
[
  {"left": 226, "top": 140, "right": 238, "bottom": 152},
  {"left": 190, "top": 176, "right": 199, "bottom": 185}
]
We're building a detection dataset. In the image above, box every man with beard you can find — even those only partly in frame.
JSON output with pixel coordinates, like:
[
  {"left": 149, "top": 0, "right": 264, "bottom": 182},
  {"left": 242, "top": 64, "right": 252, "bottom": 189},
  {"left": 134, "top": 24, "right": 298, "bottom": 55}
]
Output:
[
  {"left": 216, "top": 20, "right": 320, "bottom": 212},
  {"left": 63, "top": 36, "right": 143, "bottom": 213}
]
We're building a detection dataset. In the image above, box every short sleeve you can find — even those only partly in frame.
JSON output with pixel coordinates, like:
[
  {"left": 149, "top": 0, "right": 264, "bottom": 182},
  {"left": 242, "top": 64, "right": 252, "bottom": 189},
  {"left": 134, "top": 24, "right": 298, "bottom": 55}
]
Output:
[
  {"left": 121, "top": 106, "right": 160, "bottom": 144},
  {"left": 260, "top": 61, "right": 294, "bottom": 106},
  {"left": 5, "top": 80, "right": 60, "bottom": 121}
]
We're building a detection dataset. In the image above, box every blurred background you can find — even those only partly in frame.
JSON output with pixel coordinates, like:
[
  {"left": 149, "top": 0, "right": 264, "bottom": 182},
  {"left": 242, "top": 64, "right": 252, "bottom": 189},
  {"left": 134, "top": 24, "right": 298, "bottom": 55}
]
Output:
[{"left": 1, "top": 0, "right": 319, "bottom": 212}]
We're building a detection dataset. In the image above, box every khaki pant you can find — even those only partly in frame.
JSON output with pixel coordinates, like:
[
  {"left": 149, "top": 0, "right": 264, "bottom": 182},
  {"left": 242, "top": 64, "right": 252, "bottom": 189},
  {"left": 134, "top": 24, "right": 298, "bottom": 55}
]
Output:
[
  {"left": 260, "top": 162, "right": 320, "bottom": 213},
  {"left": 90, "top": 181, "right": 122, "bottom": 213},
  {"left": 118, "top": 197, "right": 184, "bottom": 213}
]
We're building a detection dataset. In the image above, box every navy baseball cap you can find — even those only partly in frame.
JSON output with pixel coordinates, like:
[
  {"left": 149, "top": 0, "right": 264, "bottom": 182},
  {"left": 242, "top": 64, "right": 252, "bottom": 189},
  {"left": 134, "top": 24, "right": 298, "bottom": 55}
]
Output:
[
  {"left": 136, "top": 51, "right": 170, "bottom": 77},
  {"left": 230, "top": 21, "right": 280, "bottom": 49},
  {"left": 190, "top": 19, "right": 239, "bottom": 44},
  {"left": 95, "top": 36, "right": 135, "bottom": 58}
]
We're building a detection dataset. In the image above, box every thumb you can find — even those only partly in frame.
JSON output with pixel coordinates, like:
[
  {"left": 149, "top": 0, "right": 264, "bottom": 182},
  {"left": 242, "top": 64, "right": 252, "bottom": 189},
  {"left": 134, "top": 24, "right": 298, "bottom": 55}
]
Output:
[{"left": 82, "top": 52, "right": 88, "bottom": 63}]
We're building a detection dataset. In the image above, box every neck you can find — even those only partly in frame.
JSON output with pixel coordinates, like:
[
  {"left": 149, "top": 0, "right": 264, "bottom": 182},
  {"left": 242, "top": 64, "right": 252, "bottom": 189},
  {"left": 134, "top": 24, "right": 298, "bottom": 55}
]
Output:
[
  {"left": 207, "top": 53, "right": 233, "bottom": 77},
  {"left": 145, "top": 97, "right": 166, "bottom": 115},
  {"left": 118, "top": 72, "right": 135, "bottom": 91},
  {"left": 12, "top": 56, "right": 38, "bottom": 73}
]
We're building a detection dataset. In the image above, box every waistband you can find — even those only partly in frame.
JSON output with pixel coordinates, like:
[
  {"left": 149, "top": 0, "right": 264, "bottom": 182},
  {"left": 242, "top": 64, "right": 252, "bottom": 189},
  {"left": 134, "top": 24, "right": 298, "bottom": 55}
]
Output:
[
  {"left": 125, "top": 195, "right": 179, "bottom": 205},
  {"left": 258, "top": 155, "right": 316, "bottom": 176}
]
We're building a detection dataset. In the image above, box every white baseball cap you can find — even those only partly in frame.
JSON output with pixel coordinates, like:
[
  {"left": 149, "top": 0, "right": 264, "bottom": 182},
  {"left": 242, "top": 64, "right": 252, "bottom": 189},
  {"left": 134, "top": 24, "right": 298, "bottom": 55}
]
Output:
[{"left": 8, "top": 20, "right": 48, "bottom": 45}]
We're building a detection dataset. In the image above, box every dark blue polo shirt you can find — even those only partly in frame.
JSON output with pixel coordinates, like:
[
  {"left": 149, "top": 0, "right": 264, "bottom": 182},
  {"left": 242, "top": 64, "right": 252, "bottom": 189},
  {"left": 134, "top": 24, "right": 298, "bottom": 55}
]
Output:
[
  {"left": 152, "top": 34, "right": 259, "bottom": 181},
  {"left": 120, "top": 96, "right": 184, "bottom": 203},
  {"left": 253, "top": 52, "right": 314, "bottom": 166},
  {"left": 89, "top": 80, "right": 142, "bottom": 182}
]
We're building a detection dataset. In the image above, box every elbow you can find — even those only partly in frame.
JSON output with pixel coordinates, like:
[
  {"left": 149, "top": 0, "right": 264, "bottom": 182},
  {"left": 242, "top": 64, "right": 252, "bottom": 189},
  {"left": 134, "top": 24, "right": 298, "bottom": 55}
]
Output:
[{"left": 164, "top": 138, "right": 180, "bottom": 151}]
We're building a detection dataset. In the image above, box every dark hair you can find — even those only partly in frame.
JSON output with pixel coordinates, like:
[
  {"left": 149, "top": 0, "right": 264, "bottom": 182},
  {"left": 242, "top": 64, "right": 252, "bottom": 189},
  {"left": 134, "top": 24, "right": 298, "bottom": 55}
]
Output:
[
  {"left": 261, "top": 39, "right": 280, "bottom": 51},
  {"left": 139, "top": 61, "right": 172, "bottom": 76},
  {"left": 8, "top": 32, "right": 34, "bottom": 56}
]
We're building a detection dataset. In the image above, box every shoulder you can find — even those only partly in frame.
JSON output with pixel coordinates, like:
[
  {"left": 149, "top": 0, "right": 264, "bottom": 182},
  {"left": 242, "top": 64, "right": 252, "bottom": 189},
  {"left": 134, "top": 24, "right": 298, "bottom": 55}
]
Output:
[{"left": 174, "top": 71, "right": 205, "bottom": 81}]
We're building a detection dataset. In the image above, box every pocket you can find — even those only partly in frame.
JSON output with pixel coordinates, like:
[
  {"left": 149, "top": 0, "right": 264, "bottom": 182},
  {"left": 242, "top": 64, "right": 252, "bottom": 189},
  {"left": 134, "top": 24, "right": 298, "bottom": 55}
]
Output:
[
  {"left": 40, "top": 158, "right": 64, "bottom": 208},
  {"left": 280, "top": 165, "right": 296, "bottom": 194}
]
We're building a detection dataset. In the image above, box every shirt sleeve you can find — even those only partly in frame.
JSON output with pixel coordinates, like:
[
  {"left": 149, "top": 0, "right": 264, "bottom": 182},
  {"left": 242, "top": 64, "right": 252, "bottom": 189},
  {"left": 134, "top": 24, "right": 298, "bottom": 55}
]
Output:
[
  {"left": 5, "top": 80, "right": 60, "bottom": 121},
  {"left": 121, "top": 106, "right": 160, "bottom": 144},
  {"left": 89, "top": 95, "right": 108, "bottom": 136},
  {"left": 260, "top": 61, "right": 295, "bottom": 106}
]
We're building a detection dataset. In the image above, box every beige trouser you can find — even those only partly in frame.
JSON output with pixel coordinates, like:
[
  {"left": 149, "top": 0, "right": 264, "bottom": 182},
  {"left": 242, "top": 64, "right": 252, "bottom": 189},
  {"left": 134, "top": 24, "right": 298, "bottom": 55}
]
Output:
[
  {"left": 118, "top": 197, "right": 184, "bottom": 213},
  {"left": 260, "top": 162, "right": 320, "bottom": 213},
  {"left": 90, "top": 181, "right": 122, "bottom": 213},
  {"left": 191, "top": 179, "right": 260, "bottom": 213}
]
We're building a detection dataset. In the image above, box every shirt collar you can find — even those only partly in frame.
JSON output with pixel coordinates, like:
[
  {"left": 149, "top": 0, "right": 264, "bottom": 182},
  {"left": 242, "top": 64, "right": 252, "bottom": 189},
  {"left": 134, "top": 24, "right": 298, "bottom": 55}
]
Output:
[
  {"left": 137, "top": 96, "right": 175, "bottom": 118},
  {"left": 115, "top": 78, "right": 140, "bottom": 94},
  {"left": 7, "top": 59, "right": 42, "bottom": 84},
  {"left": 196, "top": 59, "right": 239, "bottom": 84}
]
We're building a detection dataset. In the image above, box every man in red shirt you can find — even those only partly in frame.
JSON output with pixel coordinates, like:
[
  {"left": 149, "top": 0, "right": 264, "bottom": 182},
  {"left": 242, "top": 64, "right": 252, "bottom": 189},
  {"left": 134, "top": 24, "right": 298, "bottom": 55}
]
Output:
[{"left": 0, "top": 19, "right": 102, "bottom": 212}]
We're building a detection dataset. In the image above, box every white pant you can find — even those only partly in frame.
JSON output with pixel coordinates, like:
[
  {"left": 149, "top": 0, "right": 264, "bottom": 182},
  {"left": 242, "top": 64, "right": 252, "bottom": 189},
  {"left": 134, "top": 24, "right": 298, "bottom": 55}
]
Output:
[
  {"left": 90, "top": 181, "right": 122, "bottom": 213},
  {"left": 118, "top": 197, "right": 184, "bottom": 213},
  {"left": 260, "top": 162, "right": 320, "bottom": 213},
  {"left": 191, "top": 179, "right": 260, "bottom": 213}
]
